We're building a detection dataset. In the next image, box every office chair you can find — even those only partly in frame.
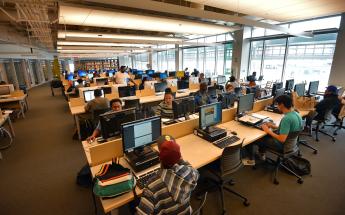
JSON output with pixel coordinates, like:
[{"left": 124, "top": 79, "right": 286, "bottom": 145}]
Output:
[
  {"left": 201, "top": 143, "right": 249, "bottom": 214},
  {"left": 192, "top": 192, "right": 208, "bottom": 215},
  {"left": 311, "top": 109, "right": 336, "bottom": 142},
  {"left": 332, "top": 104, "right": 345, "bottom": 135},
  {"left": 298, "top": 119, "right": 318, "bottom": 155},
  {"left": 91, "top": 108, "right": 110, "bottom": 128},
  {"left": 265, "top": 131, "right": 303, "bottom": 185},
  {"left": 124, "top": 99, "right": 140, "bottom": 110},
  {"left": 0, "top": 126, "right": 13, "bottom": 150}
]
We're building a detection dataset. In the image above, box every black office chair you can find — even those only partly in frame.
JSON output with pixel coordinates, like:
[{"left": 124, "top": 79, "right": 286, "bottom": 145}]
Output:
[
  {"left": 332, "top": 104, "right": 345, "bottom": 135},
  {"left": 298, "top": 119, "right": 318, "bottom": 155},
  {"left": 192, "top": 192, "right": 208, "bottom": 215},
  {"left": 311, "top": 109, "right": 336, "bottom": 142},
  {"left": 265, "top": 131, "right": 303, "bottom": 185},
  {"left": 200, "top": 143, "right": 249, "bottom": 214}
]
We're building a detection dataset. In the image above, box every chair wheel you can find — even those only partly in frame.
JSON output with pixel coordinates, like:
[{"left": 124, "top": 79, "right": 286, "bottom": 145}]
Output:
[
  {"left": 297, "top": 179, "right": 303, "bottom": 184},
  {"left": 243, "top": 200, "right": 250, "bottom": 207},
  {"left": 332, "top": 138, "right": 336, "bottom": 142},
  {"left": 313, "top": 150, "right": 318, "bottom": 155},
  {"left": 273, "top": 179, "right": 279, "bottom": 185},
  {"left": 334, "top": 132, "right": 338, "bottom": 136},
  {"left": 316, "top": 138, "right": 319, "bottom": 142}
]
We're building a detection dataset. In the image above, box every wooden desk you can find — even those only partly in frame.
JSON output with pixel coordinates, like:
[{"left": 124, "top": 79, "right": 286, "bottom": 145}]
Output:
[
  {"left": 0, "top": 95, "right": 28, "bottom": 118},
  {"left": 0, "top": 113, "right": 15, "bottom": 137}
]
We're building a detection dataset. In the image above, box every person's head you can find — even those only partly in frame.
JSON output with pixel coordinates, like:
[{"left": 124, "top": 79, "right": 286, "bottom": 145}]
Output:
[
  {"left": 77, "top": 78, "right": 83, "bottom": 84},
  {"left": 184, "top": 67, "right": 188, "bottom": 71},
  {"left": 230, "top": 76, "right": 236, "bottom": 82},
  {"left": 94, "top": 89, "right": 103, "bottom": 98},
  {"left": 199, "top": 82, "right": 208, "bottom": 93},
  {"left": 164, "top": 88, "right": 174, "bottom": 106},
  {"left": 252, "top": 71, "right": 257, "bottom": 77},
  {"left": 120, "top": 66, "right": 126, "bottom": 73},
  {"left": 110, "top": 98, "right": 122, "bottom": 111},
  {"left": 157, "top": 135, "right": 181, "bottom": 169},
  {"left": 200, "top": 73, "right": 205, "bottom": 79},
  {"left": 225, "top": 84, "right": 234, "bottom": 92},
  {"left": 275, "top": 95, "right": 293, "bottom": 113},
  {"left": 325, "top": 85, "right": 338, "bottom": 96}
]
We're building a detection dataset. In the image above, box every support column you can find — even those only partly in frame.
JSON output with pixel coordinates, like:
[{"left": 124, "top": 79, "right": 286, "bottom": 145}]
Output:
[
  {"left": 175, "top": 44, "right": 180, "bottom": 71},
  {"left": 328, "top": 13, "right": 345, "bottom": 87},
  {"left": 35, "top": 60, "right": 45, "bottom": 84},
  {"left": 46, "top": 60, "right": 53, "bottom": 80},
  {"left": 20, "top": 60, "right": 31, "bottom": 88},
  {"left": 148, "top": 52, "right": 153, "bottom": 70},
  {"left": 231, "top": 28, "right": 251, "bottom": 80},
  {"left": 8, "top": 59, "right": 19, "bottom": 89},
  {"left": 0, "top": 63, "right": 9, "bottom": 83}
]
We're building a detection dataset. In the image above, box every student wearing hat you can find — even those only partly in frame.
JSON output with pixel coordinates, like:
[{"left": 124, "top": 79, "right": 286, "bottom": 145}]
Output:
[
  {"left": 136, "top": 135, "right": 199, "bottom": 215},
  {"left": 305, "top": 85, "right": 341, "bottom": 126},
  {"left": 155, "top": 88, "right": 174, "bottom": 119}
]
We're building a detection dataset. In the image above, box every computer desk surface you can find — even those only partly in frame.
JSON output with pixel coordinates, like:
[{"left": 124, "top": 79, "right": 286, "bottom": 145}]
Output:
[{"left": 86, "top": 109, "right": 311, "bottom": 213}]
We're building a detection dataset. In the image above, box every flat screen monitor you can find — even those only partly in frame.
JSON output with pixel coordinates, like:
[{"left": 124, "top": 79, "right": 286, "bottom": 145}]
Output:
[
  {"left": 159, "top": 73, "right": 167, "bottom": 80},
  {"left": 83, "top": 89, "right": 104, "bottom": 102},
  {"left": 118, "top": 86, "right": 136, "bottom": 98},
  {"left": 172, "top": 96, "right": 195, "bottom": 119},
  {"left": 285, "top": 79, "right": 295, "bottom": 91},
  {"left": 177, "top": 80, "right": 189, "bottom": 90},
  {"left": 308, "top": 81, "right": 319, "bottom": 95},
  {"left": 101, "top": 86, "right": 112, "bottom": 94},
  {"left": 96, "top": 78, "right": 108, "bottom": 86},
  {"left": 237, "top": 93, "right": 254, "bottom": 115},
  {"left": 73, "top": 80, "right": 85, "bottom": 87},
  {"left": 176, "top": 71, "right": 185, "bottom": 78},
  {"left": 189, "top": 77, "right": 199, "bottom": 84},
  {"left": 131, "top": 69, "right": 138, "bottom": 75},
  {"left": 100, "top": 108, "right": 137, "bottom": 139},
  {"left": 87, "top": 73, "right": 94, "bottom": 79},
  {"left": 272, "top": 82, "right": 283, "bottom": 96},
  {"left": 294, "top": 83, "right": 306, "bottom": 97},
  {"left": 137, "top": 70, "right": 143, "bottom": 75},
  {"left": 199, "top": 102, "right": 222, "bottom": 129},
  {"left": 258, "top": 75, "right": 264, "bottom": 81},
  {"left": 78, "top": 70, "right": 87, "bottom": 77},
  {"left": 154, "top": 82, "right": 167, "bottom": 93},
  {"left": 122, "top": 116, "right": 161, "bottom": 152},
  {"left": 146, "top": 70, "right": 155, "bottom": 76},
  {"left": 217, "top": 75, "right": 226, "bottom": 85},
  {"left": 67, "top": 74, "right": 74, "bottom": 81},
  {"left": 108, "top": 72, "right": 114, "bottom": 77},
  {"left": 207, "top": 86, "right": 217, "bottom": 97},
  {"left": 234, "top": 87, "right": 242, "bottom": 96},
  {"left": 169, "top": 71, "right": 176, "bottom": 77},
  {"left": 219, "top": 92, "right": 236, "bottom": 109},
  {"left": 166, "top": 79, "right": 178, "bottom": 87}
]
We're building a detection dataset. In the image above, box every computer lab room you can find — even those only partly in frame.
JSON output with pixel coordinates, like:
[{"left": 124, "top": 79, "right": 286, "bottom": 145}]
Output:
[{"left": 0, "top": 1, "right": 345, "bottom": 215}]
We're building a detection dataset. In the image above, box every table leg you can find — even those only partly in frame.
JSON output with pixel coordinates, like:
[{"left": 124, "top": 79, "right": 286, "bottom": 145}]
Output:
[
  {"left": 25, "top": 97, "right": 29, "bottom": 111},
  {"left": 75, "top": 114, "right": 81, "bottom": 140},
  {"left": 19, "top": 101, "right": 25, "bottom": 118},
  {"left": 6, "top": 116, "right": 15, "bottom": 137}
]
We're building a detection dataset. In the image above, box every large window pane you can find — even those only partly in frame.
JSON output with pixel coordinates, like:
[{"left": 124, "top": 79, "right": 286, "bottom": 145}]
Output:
[
  {"left": 224, "top": 43, "right": 232, "bottom": 77},
  {"left": 197, "top": 47, "right": 205, "bottom": 72},
  {"left": 152, "top": 52, "right": 158, "bottom": 70},
  {"left": 167, "top": 49, "right": 175, "bottom": 71},
  {"left": 216, "top": 45, "right": 224, "bottom": 76},
  {"left": 262, "top": 38, "right": 286, "bottom": 82},
  {"left": 183, "top": 48, "right": 197, "bottom": 71},
  {"left": 284, "top": 33, "right": 338, "bottom": 89},
  {"left": 204, "top": 46, "right": 216, "bottom": 77},
  {"left": 249, "top": 40, "right": 264, "bottom": 77}
]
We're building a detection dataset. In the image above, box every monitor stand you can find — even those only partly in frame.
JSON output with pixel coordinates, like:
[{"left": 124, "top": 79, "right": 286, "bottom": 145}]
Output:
[
  {"left": 125, "top": 146, "right": 160, "bottom": 173},
  {"left": 196, "top": 126, "right": 227, "bottom": 142}
]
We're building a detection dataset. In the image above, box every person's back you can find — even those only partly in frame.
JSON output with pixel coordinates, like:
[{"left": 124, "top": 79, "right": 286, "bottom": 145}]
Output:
[
  {"left": 279, "top": 111, "right": 303, "bottom": 135},
  {"left": 195, "top": 82, "right": 210, "bottom": 107},
  {"left": 85, "top": 89, "right": 109, "bottom": 113},
  {"left": 315, "top": 94, "right": 340, "bottom": 118}
]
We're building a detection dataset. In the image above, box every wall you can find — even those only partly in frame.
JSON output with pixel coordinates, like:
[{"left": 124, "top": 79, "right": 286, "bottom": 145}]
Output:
[{"left": 328, "top": 13, "right": 345, "bottom": 87}]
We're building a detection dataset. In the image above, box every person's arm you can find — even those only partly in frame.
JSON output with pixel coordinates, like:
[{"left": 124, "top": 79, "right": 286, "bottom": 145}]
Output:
[
  {"left": 261, "top": 124, "right": 288, "bottom": 143},
  {"left": 136, "top": 189, "right": 155, "bottom": 215},
  {"left": 85, "top": 101, "right": 91, "bottom": 112},
  {"left": 154, "top": 103, "right": 162, "bottom": 116}
]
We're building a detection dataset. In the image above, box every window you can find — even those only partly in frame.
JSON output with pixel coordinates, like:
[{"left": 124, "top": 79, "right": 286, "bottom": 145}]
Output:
[
  {"left": 284, "top": 33, "right": 338, "bottom": 89},
  {"left": 152, "top": 52, "right": 158, "bottom": 70},
  {"left": 248, "top": 40, "right": 264, "bottom": 77},
  {"left": 167, "top": 49, "right": 175, "bottom": 71},
  {"left": 157, "top": 51, "right": 167, "bottom": 71},
  {"left": 216, "top": 45, "right": 224, "bottom": 76},
  {"left": 262, "top": 38, "right": 286, "bottom": 82},
  {"left": 134, "top": 53, "right": 148, "bottom": 70},
  {"left": 204, "top": 46, "right": 216, "bottom": 77},
  {"left": 197, "top": 47, "right": 205, "bottom": 72},
  {"left": 224, "top": 43, "right": 232, "bottom": 76},
  {"left": 182, "top": 48, "right": 197, "bottom": 71}
]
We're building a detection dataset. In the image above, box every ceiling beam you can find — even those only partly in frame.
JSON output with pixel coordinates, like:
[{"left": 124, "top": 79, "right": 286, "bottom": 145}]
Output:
[{"left": 85, "top": 0, "right": 313, "bottom": 38}]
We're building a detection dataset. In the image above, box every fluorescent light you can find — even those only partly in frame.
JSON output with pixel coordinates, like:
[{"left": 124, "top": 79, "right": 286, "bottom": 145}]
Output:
[
  {"left": 58, "top": 50, "right": 126, "bottom": 53},
  {"left": 59, "top": 5, "right": 231, "bottom": 35},
  {"left": 58, "top": 31, "right": 183, "bottom": 42},
  {"left": 57, "top": 41, "right": 151, "bottom": 47}
]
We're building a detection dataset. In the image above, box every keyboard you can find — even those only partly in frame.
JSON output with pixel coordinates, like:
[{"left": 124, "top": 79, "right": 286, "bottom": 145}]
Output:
[
  {"left": 136, "top": 169, "right": 159, "bottom": 189},
  {"left": 253, "top": 118, "right": 274, "bottom": 130},
  {"left": 213, "top": 135, "right": 241, "bottom": 149}
]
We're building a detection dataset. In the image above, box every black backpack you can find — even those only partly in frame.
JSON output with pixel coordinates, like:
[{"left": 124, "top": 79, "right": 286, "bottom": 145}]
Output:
[
  {"left": 76, "top": 164, "right": 93, "bottom": 188},
  {"left": 283, "top": 155, "right": 311, "bottom": 176}
]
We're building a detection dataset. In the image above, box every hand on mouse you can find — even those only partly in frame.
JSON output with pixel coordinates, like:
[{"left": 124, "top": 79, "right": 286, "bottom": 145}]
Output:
[{"left": 87, "top": 136, "right": 95, "bottom": 143}]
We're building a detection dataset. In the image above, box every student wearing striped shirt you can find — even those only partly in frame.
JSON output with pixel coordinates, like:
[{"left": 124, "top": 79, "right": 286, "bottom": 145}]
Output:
[
  {"left": 155, "top": 88, "right": 174, "bottom": 119},
  {"left": 136, "top": 135, "right": 199, "bottom": 215}
]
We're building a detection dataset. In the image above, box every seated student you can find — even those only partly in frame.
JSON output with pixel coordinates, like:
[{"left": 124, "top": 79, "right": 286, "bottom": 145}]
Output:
[
  {"left": 306, "top": 85, "right": 341, "bottom": 126},
  {"left": 139, "top": 77, "right": 148, "bottom": 90},
  {"left": 84, "top": 89, "right": 109, "bottom": 113},
  {"left": 191, "top": 68, "right": 199, "bottom": 77},
  {"left": 114, "top": 66, "right": 137, "bottom": 86},
  {"left": 155, "top": 88, "right": 174, "bottom": 119},
  {"left": 87, "top": 99, "right": 122, "bottom": 141},
  {"left": 194, "top": 82, "right": 211, "bottom": 107},
  {"left": 74, "top": 78, "right": 84, "bottom": 97},
  {"left": 198, "top": 73, "right": 206, "bottom": 83},
  {"left": 136, "top": 135, "right": 199, "bottom": 215},
  {"left": 226, "top": 75, "right": 240, "bottom": 88},
  {"left": 256, "top": 95, "right": 302, "bottom": 159}
]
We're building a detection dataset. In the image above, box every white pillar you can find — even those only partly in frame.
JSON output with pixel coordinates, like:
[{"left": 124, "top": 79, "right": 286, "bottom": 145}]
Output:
[{"left": 8, "top": 59, "right": 19, "bottom": 89}]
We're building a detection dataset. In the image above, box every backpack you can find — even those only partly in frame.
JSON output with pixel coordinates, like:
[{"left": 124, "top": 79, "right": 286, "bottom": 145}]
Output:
[
  {"left": 76, "top": 164, "right": 93, "bottom": 188},
  {"left": 283, "top": 155, "right": 311, "bottom": 176}
]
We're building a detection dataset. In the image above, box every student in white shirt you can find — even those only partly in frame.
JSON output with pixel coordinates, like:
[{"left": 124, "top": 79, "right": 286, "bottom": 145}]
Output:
[{"left": 114, "top": 66, "right": 136, "bottom": 86}]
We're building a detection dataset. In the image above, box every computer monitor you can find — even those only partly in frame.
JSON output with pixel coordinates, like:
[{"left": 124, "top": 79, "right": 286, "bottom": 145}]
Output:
[
  {"left": 166, "top": 79, "right": 178, "bottom": 87},
  {"left": 206, "top": 78, "right": 212, "bottom": 86},
  {"left": 246, "top": 86, "right": 261, "bottom": 99},
  {"left": 100, "top": 108, "right": 137, "bottom": 140},
  {"left": 152, "top": 73, "right": 160, "bottom": 78},
  {"left": 272, "top": 82, "right": 283, "bottom": 96},
  {"left": 146, "top": 70, "right": 155, "bottom": 76},
  {"left": 177, "top": 80, "right": 189, "bottom": 90},
  {"left": 73, "top": 80, "right": 85, "bottom": 87},
  {"left": 217, "top": 75, "right": 226, "bottom": 85},
  {"left": 172, "top": 96, "right": 195, "bottom": 120},
  {"left": 219, "top": 92, "right": 236, "bottom": 109},
  {"left": 87, "top": 73, "right": 94, "bottom": 79},
  {"left": 294, "top": 83, "right": 306, "bottom": 97},
  {"left": 101, "top": 86, "right": 112, "bottom": 94},
  {"left": 118, "top": 86, "right": 136, "bottom": 98},
  {"left": 285, "top": 79, "right": 295, "bottom": 91},
  {"left": 308, "top": 81, "right": 319, "bottom": 95},
  {"left": 189, "top": 77, "right": 199, "bottom": 84},
  {"left": 131, "top": 69, "right": 138, "bottom": 75},
  {"left": 237, "top": 93, "right": 255, "bottom": 115},
  {"left": 246, "top": 75, "right": 255, "bottom": 82},
  {"left": 258, "top": 75, "right": 264, "bottom": 81},
  {"left": 134, "top": 74, "right": 143, "bottom": 80},
  {"left": 83, "top": 89, "right": 104, "bottom": 102},
  {"left": 96, "top": 78, "right": 108, "bottom": 86},
  {"left": 108, "top": 72, "right": 114, "bottom": 78},
  {"left": 154, "top": 82, "right": 167, "bottom": 93},
  {"left": 169, "top": 71, "right": 176, "bottom": 77},
  {"left": 176, "top": 71, "right": 185, "bottom": 78},
  {"left": 234, "top": 87, "right": 242, "bottom": 96},
  {"left": 207, "top": 86, "right": 217, "bottom": 98},
  {"left": 78, "top": 70, "right": 87, "bottom": 77},
  {"left": 67, "top": 74, "right": 74, "bottom": 81},
  {"left": 137, "top": 70, "right": 143, "bottom": 75},
  {"left": 159, "top": 73, "right": 167, "bottom": 80},
  {"left": 199, "top": 102, "right": 222, "bottom": 130},
  {"left": 122, "top": 116, "right": 161, "bottom": 152}
]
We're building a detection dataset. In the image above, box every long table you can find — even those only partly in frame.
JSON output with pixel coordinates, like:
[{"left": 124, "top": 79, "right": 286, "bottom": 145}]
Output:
[{"left": 0, "top": 95, "right": 28, "bottom": 118}]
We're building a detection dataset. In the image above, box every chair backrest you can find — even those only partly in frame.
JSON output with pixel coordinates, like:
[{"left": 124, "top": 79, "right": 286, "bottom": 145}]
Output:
[
  {"left": 92, "top": 108, "right": 110, "bottom": 126},
  {"left": 220, "top": 143, "right": 243, "bottom": 177},
  {"left": 191, "top": 192, "right": 208, "bottom": 215},
  {"left": 124, "top": 99, "right": 140, "bottom": 110},
  {"left": 283, "top": 131, "right": 301, "bottom": 155}
]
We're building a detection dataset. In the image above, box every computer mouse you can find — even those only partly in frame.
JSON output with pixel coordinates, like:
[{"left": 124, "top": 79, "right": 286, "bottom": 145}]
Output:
[{"left": 231, "top": 131, "right": 237, "bottom": 135}]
